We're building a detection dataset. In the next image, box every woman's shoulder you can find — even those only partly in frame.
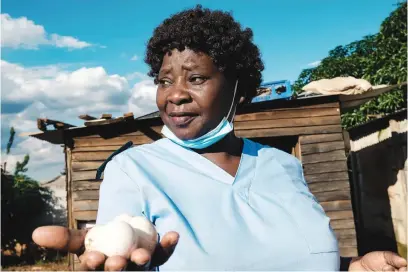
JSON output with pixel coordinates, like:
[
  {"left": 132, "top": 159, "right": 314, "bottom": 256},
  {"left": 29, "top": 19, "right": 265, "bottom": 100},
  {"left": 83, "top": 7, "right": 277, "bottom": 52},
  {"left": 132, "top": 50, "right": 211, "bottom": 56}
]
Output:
[
  {"left": 98, "top": 138, "right": 177, "bottom": 185},
  {"left": 244, "top": 138, "right": 305, "bottom": 183},
  {"left": 111, "top": 138, "right": 172, "bottom": 162},
  {"left": 244, "top": 138, "right": 302, "bottom": 167}
]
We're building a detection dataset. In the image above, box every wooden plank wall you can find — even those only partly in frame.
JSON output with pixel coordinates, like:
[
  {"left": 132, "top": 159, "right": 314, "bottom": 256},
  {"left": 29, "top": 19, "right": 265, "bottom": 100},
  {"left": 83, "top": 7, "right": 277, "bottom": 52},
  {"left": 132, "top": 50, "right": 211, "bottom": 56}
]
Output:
[
  {"left": 69, "top": 127, "right": 163, "bottom": 224},
  {"left": 68, "top": 101, "right": 357, "bottom": 258},
  {"left": 235, "top": 102, "right": 358, "bottom": 257},
  {"left": 300, "top": 134, "right": 357, "bottom": 257},
  {"left": 69, "top": 127, "right": 163, "bottom": 269}
]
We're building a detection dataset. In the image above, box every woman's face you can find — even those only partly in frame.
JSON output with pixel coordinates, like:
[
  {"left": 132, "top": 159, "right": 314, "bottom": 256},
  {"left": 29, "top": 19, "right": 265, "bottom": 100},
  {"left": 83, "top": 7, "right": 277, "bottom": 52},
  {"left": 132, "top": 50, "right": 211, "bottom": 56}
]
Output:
[{"left": 156, "top": 48, "right": 237, "bottom": 140}]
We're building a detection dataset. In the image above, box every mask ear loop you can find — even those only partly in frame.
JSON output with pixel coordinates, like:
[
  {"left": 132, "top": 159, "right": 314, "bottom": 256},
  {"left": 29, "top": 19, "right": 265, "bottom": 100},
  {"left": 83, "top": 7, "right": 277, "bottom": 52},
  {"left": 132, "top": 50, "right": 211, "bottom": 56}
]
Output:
[{"left": 226, "top": 79, "right": 239, "bottom": 123}]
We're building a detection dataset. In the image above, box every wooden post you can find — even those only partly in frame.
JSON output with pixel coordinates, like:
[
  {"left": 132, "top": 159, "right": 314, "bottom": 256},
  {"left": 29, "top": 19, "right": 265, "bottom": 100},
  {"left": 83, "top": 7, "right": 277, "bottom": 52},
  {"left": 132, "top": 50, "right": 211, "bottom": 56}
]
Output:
[
  {"left": 292, "top": 139, "right": 301, "bottom": 161},
  {"left": 65, "top": 147, "right": 76, "bottom": 271}
]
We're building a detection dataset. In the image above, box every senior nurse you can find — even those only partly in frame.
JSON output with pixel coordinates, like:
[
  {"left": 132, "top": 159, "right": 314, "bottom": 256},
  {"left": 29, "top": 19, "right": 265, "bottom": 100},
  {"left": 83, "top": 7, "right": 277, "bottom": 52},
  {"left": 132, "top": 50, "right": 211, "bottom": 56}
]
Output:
[{"left": 33, "top": 5, "right": 407, "bottom": 271}]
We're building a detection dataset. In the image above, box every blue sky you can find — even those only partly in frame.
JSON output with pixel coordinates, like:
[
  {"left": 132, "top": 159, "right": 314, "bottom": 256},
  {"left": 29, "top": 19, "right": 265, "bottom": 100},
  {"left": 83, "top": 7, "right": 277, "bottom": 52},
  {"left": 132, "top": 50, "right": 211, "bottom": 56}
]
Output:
[
  {"left": 1, "top": 0, "right": 400, "bottom": 181},
  {"left": 2, "top": 0, "right": 399, "bottom": 81}
]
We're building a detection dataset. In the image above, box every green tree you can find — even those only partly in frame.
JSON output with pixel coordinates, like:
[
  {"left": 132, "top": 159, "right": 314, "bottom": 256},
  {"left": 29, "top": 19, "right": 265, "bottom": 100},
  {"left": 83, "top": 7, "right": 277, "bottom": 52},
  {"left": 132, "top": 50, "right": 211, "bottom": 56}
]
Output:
[
  {"left": 1, "top": 128, "right": 66, "bottom": 266},
  {"left": 6, "top": 127, "right": 15, "bottom": 155},
  {"left": 14, "top": 154, "right": 30, "bottom": 182},
  {"left": 293, "top": 2, "right": 407, "bottom": 129},
  {"left": 3, "top": 127, "right": 16, "bottom": 173}
]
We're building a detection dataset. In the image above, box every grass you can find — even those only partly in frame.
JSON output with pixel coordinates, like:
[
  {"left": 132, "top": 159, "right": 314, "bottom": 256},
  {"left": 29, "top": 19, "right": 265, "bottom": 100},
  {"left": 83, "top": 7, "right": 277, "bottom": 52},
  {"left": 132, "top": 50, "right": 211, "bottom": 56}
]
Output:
[{"left": 2, "top": 260, "right": 70, "bottom": 271}]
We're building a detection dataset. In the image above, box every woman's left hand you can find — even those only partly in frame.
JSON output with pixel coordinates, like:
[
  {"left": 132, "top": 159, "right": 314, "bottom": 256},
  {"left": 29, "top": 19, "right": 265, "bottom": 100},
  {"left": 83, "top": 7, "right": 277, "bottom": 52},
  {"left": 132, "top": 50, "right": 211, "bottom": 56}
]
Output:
[{"left": 349, "top": 251, "right": 407, "bottom": 271}]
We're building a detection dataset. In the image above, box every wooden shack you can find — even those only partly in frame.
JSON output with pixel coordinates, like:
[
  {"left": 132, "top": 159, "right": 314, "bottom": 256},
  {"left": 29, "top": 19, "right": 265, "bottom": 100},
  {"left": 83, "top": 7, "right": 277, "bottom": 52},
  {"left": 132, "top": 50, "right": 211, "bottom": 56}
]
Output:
[{"left": 30, "top": 89, "right": 401, "bottom": 268}]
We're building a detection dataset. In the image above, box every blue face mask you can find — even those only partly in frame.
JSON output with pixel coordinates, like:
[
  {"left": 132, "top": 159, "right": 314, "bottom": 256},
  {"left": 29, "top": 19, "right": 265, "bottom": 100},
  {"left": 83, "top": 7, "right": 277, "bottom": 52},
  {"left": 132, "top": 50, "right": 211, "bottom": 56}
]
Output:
[{"left": 161, "top": 80, "right": 239, "bottom": 149}]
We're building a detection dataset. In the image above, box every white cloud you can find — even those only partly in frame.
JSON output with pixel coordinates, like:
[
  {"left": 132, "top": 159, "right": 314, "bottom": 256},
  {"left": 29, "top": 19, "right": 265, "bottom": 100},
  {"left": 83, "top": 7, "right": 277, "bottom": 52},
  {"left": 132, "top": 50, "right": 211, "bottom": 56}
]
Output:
[
  {"left": 125, "top": 71, "right": 150, "bottom": 81},
  {"left": 1, "top": 61, "right": 159, "bottom": 181},
  {"left": 50, "top": 34, "right": 91, "bottom": 50},
  {"left": 1, "top": 152, "right": 26, "bottom": 174},
  {"left": 1, "top": 136, "right": 64, "bottom": 181},
  {"left": 1, "top": 60, "right": 129, "bottom": 109},
  {"left": 1, "top": 13, "right": 47, "bottom": 49},
  {"left": 1, "top": 13, "right": 95, "bottom": 50},
  {"left": 307, "top": 60, "right": 321, "bottom": 67},
  {"left": 128, "top": 80, "right": 158, "bottom": 117},
  {"left": 130, "top": 55, "right": 139, "bottom": 61}
]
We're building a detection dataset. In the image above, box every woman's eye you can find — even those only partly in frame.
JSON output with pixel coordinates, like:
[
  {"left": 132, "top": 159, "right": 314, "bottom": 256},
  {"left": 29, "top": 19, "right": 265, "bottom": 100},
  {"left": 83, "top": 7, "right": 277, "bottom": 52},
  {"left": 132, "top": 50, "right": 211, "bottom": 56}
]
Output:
[
  {"left": 159, "top": 79, "right": 172, "bottom": 86},
  {"left": 190, "top": 76, "right": 207, "bottom": 84}
]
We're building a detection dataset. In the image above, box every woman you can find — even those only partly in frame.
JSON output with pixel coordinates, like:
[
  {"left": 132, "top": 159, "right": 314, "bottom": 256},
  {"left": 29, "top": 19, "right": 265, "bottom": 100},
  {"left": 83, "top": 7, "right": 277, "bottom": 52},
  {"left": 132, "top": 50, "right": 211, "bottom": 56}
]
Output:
[{"left": 33, "top": 5, "right": 407, "bottom": 271}]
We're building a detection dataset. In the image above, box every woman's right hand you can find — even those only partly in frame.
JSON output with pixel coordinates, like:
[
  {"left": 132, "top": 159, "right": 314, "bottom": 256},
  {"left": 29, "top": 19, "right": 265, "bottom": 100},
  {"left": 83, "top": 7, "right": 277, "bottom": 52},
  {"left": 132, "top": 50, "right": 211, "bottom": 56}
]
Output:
[{"left": 32, "top": 226, "right": 179, "bottom": 271}]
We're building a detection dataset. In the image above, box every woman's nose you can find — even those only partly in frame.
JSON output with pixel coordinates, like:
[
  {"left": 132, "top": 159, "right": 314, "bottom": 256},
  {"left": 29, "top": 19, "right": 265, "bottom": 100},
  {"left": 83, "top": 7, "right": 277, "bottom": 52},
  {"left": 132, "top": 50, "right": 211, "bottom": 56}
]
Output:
[{"left": 167, "top": 81, "right": 192, "bottom": 105}]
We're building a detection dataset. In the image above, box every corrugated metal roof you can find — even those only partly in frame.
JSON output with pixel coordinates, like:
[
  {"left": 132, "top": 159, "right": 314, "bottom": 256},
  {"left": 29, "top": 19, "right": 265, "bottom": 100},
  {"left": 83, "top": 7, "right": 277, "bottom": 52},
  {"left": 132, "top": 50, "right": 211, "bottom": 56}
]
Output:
[
  {"left": 135, "top": 111, "right": 161, "bottom": 120},
  {"left": 349, "top": 109, "right": 407, "bottom": 152}
]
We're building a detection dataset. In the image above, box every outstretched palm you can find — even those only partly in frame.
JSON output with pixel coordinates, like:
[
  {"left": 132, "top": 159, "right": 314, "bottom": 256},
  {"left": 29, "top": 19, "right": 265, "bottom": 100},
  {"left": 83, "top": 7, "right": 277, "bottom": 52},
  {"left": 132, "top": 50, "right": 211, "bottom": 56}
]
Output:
[
  {"left": 32, "top": 226, "right": 179, "bottom": 271},
  {"left": 349, "top": 251, "right": 407, "bottom": 271}
]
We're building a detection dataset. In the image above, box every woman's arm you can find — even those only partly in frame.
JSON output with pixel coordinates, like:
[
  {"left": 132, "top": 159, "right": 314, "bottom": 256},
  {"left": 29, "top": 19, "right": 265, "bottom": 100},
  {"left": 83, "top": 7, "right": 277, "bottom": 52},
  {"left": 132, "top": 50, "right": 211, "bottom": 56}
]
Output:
[
  {"left": 32, "top": 155, "right": 179, "bottom": 271},
  {"left": 96, "top": 158, "right": 144, "bottom": 225}
]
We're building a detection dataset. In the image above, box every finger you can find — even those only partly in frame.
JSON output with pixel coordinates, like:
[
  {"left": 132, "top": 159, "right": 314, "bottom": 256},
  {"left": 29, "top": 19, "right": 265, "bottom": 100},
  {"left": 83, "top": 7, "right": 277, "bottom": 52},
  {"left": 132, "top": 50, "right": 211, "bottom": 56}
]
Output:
[
  {"left": 151, "top": 231, "right": 179, "bottom": 267},
  {"left": 105, "top": 255, "right": 128, "bottom": 271},
  {"left": 32, "top": 226, "right": 87, "bottom": 255},
  {"left": 75, "top": 254, "right": 91, "bottom": 272},
  {"left": 131, "top": 248, "right": 151, "bottom": 266},
  {"left": 128, "top": 248, "right": 152, "bottom": 270},
  {"left": 398, "top": 266, "right": 407, "bottom": 271},
  {"left": 384, "top": 251, "right": 408, "bottom": 268},
  {"left": 79, "top": 251, "right": 107, "bottom": 271}
]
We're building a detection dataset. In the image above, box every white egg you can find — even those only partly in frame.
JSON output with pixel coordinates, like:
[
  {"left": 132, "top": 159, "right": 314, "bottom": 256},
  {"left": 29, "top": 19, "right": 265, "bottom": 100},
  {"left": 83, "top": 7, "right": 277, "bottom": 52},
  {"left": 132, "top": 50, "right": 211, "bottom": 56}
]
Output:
[
  {"left": 113, "top": 214, "right": 158, "bottom": 249},
  {"left": 84, "top": 214, "right": 158, "bottom": 257},
  {"left": 85, "top": 221, "right": 137, "bottom": 258},
  {"left": 114, "top": 214, "right": 134, "bottom": 224},
  {"left": 127, "top": 216, "right": 158, "bottom": 253},
  {"left": 84, "top": 225, "right": 104, "bottom": 249}
]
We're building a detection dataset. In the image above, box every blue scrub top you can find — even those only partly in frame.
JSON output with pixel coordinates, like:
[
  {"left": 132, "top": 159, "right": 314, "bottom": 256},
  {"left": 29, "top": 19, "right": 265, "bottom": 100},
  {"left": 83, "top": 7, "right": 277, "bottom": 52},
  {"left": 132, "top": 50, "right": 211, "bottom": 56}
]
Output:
[{"left": 96, "top": 138, "right": 340, "bottom": 271}]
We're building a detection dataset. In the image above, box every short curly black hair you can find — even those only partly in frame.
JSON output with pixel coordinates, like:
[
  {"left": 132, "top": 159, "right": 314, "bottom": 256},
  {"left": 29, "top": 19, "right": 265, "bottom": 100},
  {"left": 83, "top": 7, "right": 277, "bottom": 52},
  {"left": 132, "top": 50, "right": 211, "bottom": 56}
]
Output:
[{"left": 144, "top": 5, "right": 264, "bottom": 102}]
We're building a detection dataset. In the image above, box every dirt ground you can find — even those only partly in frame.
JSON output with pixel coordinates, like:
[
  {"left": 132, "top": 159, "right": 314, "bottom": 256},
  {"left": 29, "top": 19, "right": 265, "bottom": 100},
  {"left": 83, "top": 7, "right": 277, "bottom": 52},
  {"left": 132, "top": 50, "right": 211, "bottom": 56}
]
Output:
[{"left": 2, "top": 263, "right": 70, "bottom": 271}]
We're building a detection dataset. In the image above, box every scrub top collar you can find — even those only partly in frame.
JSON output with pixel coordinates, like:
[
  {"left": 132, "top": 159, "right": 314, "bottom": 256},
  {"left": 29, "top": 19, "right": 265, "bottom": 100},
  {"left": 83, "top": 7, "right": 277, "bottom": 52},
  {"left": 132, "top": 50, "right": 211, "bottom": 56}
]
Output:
[{"left": 158, "top": 137, "right": 257, "bottom": 186}]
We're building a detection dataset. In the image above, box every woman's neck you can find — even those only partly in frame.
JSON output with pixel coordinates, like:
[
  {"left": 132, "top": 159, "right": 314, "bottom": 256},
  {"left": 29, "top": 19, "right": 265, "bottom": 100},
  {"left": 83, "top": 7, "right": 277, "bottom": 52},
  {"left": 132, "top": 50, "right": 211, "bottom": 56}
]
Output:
[
  {"left": 193, "top": 132, "right": 243, "bottom": 157},
  {"left": 191, "top": 133, "right": 244, "bottom": 177}
]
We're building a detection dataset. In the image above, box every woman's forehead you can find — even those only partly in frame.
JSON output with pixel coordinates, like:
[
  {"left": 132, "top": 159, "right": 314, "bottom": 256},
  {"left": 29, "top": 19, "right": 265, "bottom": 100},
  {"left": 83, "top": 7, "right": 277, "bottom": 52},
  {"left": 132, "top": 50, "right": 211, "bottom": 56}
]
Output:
[{"left": 161, "top": 49, "right": 214, "bottom": 69}]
